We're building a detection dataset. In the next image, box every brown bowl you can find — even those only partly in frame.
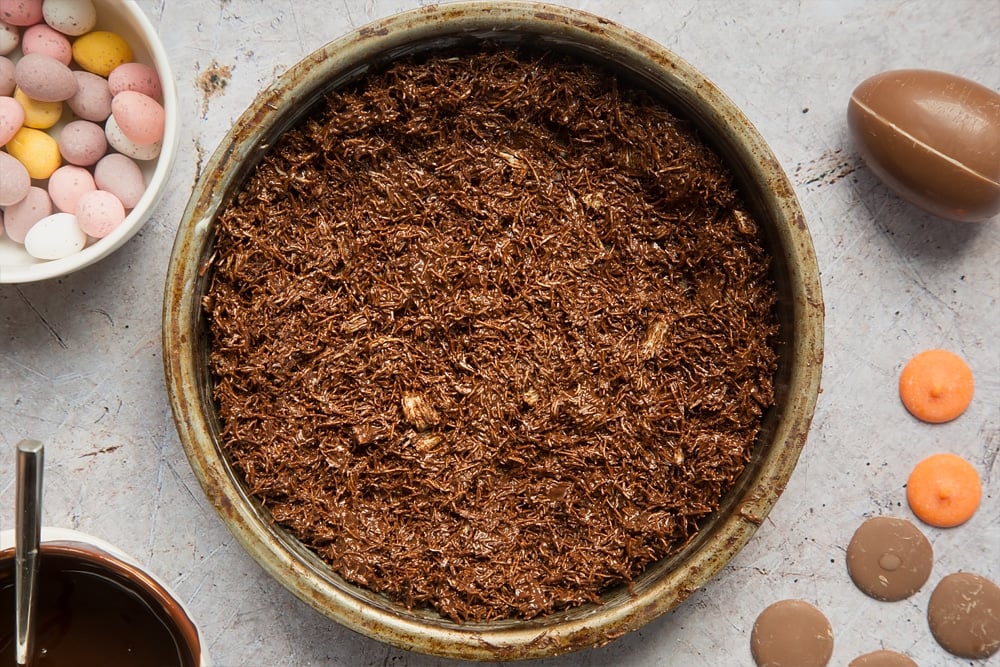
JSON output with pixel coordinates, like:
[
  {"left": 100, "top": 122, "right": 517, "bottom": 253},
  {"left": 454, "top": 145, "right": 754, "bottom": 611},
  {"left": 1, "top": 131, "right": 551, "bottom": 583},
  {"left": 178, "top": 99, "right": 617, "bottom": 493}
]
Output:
[{"left": 163, "top": 2, "right": 823, "bottom": 660}]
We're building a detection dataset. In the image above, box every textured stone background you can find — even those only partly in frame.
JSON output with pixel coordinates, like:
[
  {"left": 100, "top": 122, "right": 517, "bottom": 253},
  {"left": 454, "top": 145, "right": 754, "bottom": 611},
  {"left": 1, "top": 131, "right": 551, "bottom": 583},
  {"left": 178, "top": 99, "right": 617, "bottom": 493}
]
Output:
[{"left": 1, "top": 1, "right": 997, "bottom": 665}]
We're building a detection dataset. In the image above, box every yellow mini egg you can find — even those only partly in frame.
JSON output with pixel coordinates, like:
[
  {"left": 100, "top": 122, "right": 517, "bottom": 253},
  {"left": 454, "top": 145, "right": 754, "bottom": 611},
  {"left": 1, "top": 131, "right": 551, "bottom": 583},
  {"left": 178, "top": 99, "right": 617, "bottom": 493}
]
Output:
[
  {"left": 71, "top": 30, "right": 132, "bottom": 78},
  {"left": 13, "top": 87, "right": 62, "bottom": 129},
  {"left": 7, "top": 126, "right": 61, "bottom": 179}
]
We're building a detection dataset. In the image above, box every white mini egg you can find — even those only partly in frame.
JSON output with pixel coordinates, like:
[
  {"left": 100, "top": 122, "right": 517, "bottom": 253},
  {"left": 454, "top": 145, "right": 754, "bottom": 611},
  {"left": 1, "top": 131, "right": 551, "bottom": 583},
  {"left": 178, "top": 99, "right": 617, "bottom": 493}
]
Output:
[
  {"left": 42, "top": 0, "right": 97, "bottom": 37},
  {"left": 105, "top": 113, "right": 162, "bottom": 160},
  {"left": 0, "top": 20, "right": 19, "bottom": 56},
  {"left": 23, "top": 211, "right": 86, "bottom": 259}
]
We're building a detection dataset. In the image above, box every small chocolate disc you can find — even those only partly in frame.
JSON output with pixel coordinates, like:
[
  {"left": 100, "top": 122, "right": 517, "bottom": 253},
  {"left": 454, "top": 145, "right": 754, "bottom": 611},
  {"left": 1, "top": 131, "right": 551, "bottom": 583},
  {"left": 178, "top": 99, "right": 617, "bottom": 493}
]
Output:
[
  {"left": 848, "top": 649, "right": 918, "bottom": 667},
  {"left": 751, "top": 599, "right": 833, "bottom": 667},
  {"left": 846, "top": 516, "right": 933, "bottom": 601},
  {"left": 927, "top": 572, "right": 1000, "bottom": 659}
]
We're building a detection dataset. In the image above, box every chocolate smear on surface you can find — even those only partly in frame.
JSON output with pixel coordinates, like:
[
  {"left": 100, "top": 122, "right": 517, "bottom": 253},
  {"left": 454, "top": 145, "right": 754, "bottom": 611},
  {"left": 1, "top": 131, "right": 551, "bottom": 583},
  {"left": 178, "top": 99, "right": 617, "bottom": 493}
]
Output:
[{"left": 206, "top": 47, "right": 779, "bottom": 622}]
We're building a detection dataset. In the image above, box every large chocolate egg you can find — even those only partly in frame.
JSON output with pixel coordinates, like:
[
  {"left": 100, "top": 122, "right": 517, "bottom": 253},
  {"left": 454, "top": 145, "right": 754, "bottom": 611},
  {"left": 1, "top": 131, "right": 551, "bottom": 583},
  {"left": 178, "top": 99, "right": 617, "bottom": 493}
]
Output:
[{"left": 848, "top": 69, "right": 1000, "bottom": 222}]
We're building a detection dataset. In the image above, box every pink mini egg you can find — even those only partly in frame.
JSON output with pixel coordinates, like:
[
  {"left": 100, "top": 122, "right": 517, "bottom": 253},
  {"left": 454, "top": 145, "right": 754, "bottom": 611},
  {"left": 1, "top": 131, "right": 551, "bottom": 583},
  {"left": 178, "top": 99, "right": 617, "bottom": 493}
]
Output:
[
  {"left": 47, "top": 163, "right": 94, "bottom": 212},
  {"left": 108, "top": 62, "right": 162, "bottom": 101},
  {"left": 2, "top": 184, "right": 50, "bottom": 243},
  {"left": 0, "top": 93, "right": 24, "bottom": 145},
  {"left": 58, "top": 118, "right": 106, "bottom": 165},
  {"left": 111, "top": 90, "right": 165, "bottom": 146},
  {"left": 0, "top": 20, "right": 18, "bottom": 56},
  {"left": 21, "top": 22, "right": 71, "bottom": 65},
  {"left": 105, "top": 113, "right": 161, "bottom": 160},
  {"left": 0, "top": 55, "right": 14, "bottom": 95},
  {"left": 15, "top": 52, "right": 77, "bottom": 102},
  {"left": 0, "top": 148, "right": 30, "bottom": 205},
  {"left": 0, "top": 0, "right": 43, "bottom": 26},
  {"left": 23, "top": 210, "right": 85, "bottom": 259},
  {"left": 66, "top": 69, "right": 111, "bottom": 122},
  {"left": 75, "top": 189, "right": 124, "bottom": 238},
  {"left": 94, "top": 152, "right": 144, "bottom": 208}
]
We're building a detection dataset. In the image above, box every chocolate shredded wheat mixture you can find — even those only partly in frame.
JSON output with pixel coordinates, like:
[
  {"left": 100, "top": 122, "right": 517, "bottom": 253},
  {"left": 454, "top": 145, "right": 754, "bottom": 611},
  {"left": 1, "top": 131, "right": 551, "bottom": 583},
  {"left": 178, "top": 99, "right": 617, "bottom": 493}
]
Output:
[{"left": 206, "top": 48, "right": 779, "bottom": 622}]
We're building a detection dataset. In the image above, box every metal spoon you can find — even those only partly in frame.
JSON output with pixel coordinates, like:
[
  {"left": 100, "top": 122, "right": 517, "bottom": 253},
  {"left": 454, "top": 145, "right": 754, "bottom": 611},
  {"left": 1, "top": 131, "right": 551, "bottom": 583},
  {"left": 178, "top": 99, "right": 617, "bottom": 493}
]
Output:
[{"left": 15, "top": 439, "right": 43, "bottom": 667}]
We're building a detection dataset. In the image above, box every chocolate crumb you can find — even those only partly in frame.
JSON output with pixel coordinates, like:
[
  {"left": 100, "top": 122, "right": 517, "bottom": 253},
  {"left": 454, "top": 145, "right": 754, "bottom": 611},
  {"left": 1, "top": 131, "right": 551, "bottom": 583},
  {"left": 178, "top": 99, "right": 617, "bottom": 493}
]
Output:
[{"left": 206, "top": 47, "right": 779, "bottom": 622}]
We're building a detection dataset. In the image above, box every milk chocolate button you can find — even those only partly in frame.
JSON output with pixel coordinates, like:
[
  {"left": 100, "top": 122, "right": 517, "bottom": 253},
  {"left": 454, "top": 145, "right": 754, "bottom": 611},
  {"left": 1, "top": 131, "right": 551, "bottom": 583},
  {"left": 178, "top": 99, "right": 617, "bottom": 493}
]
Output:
[
  {"left": 751, "top": 599, "right": 833, "bottom": 667},
  {"left": 927, "top": 572, "right": 1000, "bottom": 659},
  {"left": 846, "top": 516, "right": 933, "bottom": 601},
  {"left": 848, "top": 649, "right": 918, "bottom": 667}
]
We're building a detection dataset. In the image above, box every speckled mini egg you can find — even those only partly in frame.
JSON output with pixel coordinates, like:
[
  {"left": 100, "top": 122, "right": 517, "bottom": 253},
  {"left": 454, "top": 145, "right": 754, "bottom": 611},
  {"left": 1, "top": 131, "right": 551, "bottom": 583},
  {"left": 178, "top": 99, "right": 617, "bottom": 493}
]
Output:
[
  {"left": 108, "top": 62, "right": 162, "bottom": 100},
  {"left": 58, "top": 118, "right": 106, "bottom": 165},
  {"left": 23, "top": 211, "right": 86, "bottom": 259},
  {"left": 42, "top": 0, "right": 97, "bottom": 37},
  {"left": 21, "top": 22, "right": 72, "bottom": 64},
  {"left": 47, "top": 163, "right": 95, "bottom": 212},
  {"left": 2, "top": 184, "right": 51, "bottom": 243},
  {"left": 105, "top": 113, "right": 160, "bottom": 160},
  {"left": 71, "top": 29, "right": 131, "bottom": 78},
  {"left": 13, "top": 86, "right": 62, "bottom": 128},
  {"left": 15, "top": 52, "right": 77, "bottom": 101},
  {"left": 0, "top": 148, "right": 31, "bottom": 205},
  {"left": 76, "top": 189, "right": 124, "bottom": 238},
  {"left": 6, "top": 125, "right": 61, "bottom": 178},
  {"left": 66, "top": 69, "right": 111, "bottom": 122},
  {"left": 0, "top": 0, "right": 43, "bottom": 27},
  {"left": 111, "top": 90, "right": 164, "bottom": 145},
  {"left": 0, "top": 54, "right": 15, "bottom": 95},
  {"left": 94, "top": 152, "right": 144, "bottom": 208},
  {"left": 0, "top": 93, "right": 24, "bottom": 144},
  {"left": 0, "top": 19, "right": 19, "bottom": 56}
]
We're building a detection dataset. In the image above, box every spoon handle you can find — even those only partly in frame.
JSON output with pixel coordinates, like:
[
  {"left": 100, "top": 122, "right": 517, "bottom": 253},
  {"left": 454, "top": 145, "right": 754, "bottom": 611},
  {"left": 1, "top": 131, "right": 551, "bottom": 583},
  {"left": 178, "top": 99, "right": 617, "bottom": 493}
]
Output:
[{"left": 15, "top": 439, "right": 44, "bottom": 667}]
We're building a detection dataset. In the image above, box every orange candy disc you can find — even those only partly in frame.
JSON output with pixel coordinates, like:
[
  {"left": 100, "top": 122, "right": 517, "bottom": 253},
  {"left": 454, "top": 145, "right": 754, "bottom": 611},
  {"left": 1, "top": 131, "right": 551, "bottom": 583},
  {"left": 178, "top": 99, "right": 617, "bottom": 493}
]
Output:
[
  {"left": 906, "top": 453, "right": 982, "bottom": 528},
  {"left": 898, "top": 349, "right": 974, "bottom": 423}
]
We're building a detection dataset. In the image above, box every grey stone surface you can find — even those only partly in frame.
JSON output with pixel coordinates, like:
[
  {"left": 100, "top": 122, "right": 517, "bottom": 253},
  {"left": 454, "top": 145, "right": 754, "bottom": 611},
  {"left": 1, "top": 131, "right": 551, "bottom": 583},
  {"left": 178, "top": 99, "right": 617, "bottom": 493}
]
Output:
[{"left": 2, "top": 1, "right": 998, "bottom": 665}]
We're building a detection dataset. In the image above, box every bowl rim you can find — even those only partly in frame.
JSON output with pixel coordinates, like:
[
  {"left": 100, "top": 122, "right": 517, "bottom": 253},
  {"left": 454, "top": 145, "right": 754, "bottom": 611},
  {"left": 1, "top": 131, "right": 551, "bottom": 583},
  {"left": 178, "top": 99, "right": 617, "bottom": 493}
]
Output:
[
  {"left": 163, "top": 2, "right": 824, "bottom": 660},
  {"left": 0, "top": 0, "right": 178, "bottom": 284}
]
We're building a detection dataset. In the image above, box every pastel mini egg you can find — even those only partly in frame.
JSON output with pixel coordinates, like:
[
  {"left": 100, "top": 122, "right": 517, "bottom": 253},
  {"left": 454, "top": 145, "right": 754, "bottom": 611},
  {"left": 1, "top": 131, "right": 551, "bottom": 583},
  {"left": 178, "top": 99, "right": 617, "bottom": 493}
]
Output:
[
  {"left": 105, "top": 113, "right": 161, "bottom": 160},
  {"left": 71, "top": 29, "right": 131, "bottom": 78},
  {"left": 21, "top": 22, "right": 72, "bottom": 64},
  {"left": 0, "top": 148, "right": 30, "bottom": 205},
  {"left": 0, "top": 93, "right": 24, "bottom": 144},
  {"left": 58, "top": 118, "right": 106, "bottom": 165},
  {"left": 0, "top": 0, "right": 42, "bottom": 26},
  {"left": 66, "top": 69, "right": 111, "bottom": 121},
  {"left": 848, "top": 69, "right": 1000, "bottom": 222},
  {"left": 47, "top": 163, "right": 94, "bottom": 212},
  {"left": 111, "top": 90, "right": 164, "bottom": 145},
  {"left": 0, "top": 54, "right": 14, "bottom": 95},
  {"left": 42, "top": 0, "right": 96, "bottom": 37},
  {"left": 23, "top": 211, "right": 86, "bottom": 259},
  {"left": 13, "top": 86, "right": 62, "bottom": 128},
  {"left": 0, "top": 19, "right": 18, "bottom": 56},
  {"left": 2, "top": 184, "right": 50, "bottom": 242},
  {"left": 76, "top": 189, "right": 124, "bottom": 238},
  {"left": 108, "top": 62, "right": 162, "bottom": 101},
  {"left": 94, "top": 152, "right": 144, "bottom": 208},
  {"left": 14, "top": 52, "right": 77, "bottom": 102},
  {"left": 7, "top": 125, "right": 61, "bottom": 178}
]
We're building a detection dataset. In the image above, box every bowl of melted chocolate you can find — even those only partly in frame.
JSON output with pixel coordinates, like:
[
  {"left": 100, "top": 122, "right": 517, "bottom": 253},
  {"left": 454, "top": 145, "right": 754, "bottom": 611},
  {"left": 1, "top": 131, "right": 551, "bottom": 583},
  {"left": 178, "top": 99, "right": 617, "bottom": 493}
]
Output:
[
  {"left": 0, "top": 529, "right": 203, "bottom": 666},
  {"left": 164, "top": 2, "right": 824, "bottom": 660}
]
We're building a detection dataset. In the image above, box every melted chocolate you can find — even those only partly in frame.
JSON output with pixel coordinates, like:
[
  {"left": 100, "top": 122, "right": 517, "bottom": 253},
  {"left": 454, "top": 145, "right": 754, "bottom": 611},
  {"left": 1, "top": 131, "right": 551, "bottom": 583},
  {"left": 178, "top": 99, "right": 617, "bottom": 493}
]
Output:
[
  {"left": 0, "top": 544, "right": 199, "bottom": 667},
  {"left": 750, "top": 599, "right": 833, "bottom": 667},
  {"left": 927, "top": 572, "right": 1000, "bottom": 659},
  {"left": 207, "top": 47, "right": 779, "bottom": 622},
  {"left": 846, "top": 516, "right": 933, "bottom": 601}
]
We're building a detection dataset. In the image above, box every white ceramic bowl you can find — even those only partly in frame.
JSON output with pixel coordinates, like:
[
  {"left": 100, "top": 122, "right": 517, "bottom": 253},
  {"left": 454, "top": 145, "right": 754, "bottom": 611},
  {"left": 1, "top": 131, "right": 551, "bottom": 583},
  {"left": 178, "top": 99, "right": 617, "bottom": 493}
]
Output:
[
  {"left": 0, "top": 0, "right": 177, "bottom": 283},
  {"left": 0, "top": 527, "right": 209, "bottom": 666}
]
